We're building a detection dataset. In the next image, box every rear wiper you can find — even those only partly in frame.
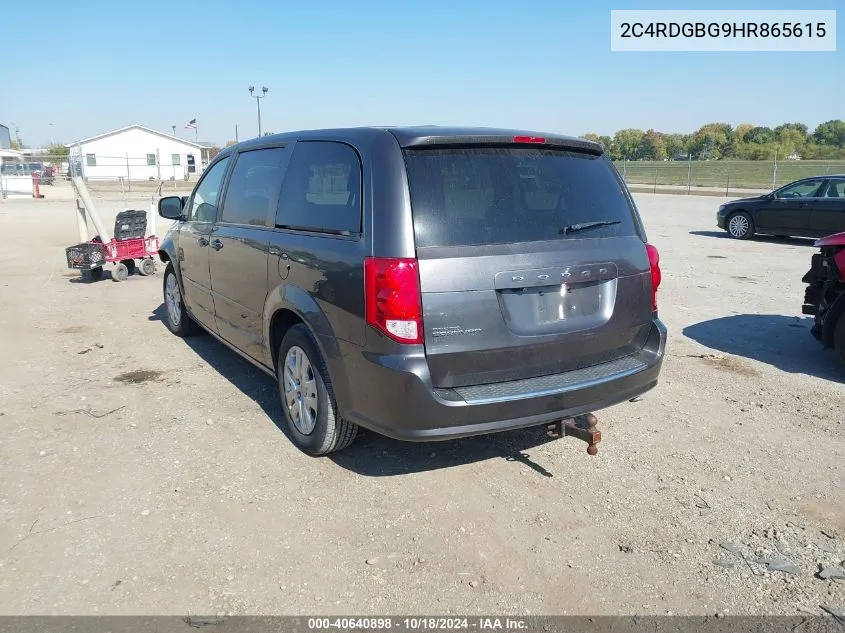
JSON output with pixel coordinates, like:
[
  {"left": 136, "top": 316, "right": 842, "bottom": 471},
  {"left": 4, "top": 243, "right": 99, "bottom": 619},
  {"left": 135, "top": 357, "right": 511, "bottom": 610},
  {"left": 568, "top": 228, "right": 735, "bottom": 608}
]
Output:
[{"left": 559, "top": 220, "right": 621, "bottom": 235}]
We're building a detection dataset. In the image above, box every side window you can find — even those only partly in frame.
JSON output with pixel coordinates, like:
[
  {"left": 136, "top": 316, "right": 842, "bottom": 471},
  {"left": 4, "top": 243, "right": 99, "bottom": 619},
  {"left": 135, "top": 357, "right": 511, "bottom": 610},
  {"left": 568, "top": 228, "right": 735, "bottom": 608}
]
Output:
[
  {"left": 275, "top": 141, "right": 362, "bottom": 235},
  {"left": 219, "top": 147, "right": 289, "bottom": 226},
  {"left": 823, "top": 179, "right": 845, "bottom": 198},
  {"left": 776, "top": 179, "right": 823, "bottom": 199},
  {"left": 190, "top": 156, "right": 231, "bottom": 222}
]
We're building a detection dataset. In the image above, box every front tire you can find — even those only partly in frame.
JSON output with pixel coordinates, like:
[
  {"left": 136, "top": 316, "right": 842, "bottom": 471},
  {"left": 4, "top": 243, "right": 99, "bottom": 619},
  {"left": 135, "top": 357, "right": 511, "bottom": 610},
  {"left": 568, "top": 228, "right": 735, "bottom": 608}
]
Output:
[
  {"left": 727, "top": 211, "right": 754, "bottom": 240},
  {"left": 139, "top": 258, "right": 156, "bottom": 276},
  {"left": 277, "top": 324, "right": 358, "bottom": 456},
  {"left": 162, "top": 263, "right": 201, "bottom": 337},
  {"left": 112, "top": 262, "right": 129, "bottom": 282}
]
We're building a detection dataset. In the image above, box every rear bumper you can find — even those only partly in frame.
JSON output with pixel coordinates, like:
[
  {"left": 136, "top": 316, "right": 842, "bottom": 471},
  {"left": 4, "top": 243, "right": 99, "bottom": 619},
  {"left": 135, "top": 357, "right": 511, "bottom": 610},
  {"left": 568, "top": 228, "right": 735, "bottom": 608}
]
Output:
[{"left": 342, "top": 319, "right": 667, "bottom": 442}]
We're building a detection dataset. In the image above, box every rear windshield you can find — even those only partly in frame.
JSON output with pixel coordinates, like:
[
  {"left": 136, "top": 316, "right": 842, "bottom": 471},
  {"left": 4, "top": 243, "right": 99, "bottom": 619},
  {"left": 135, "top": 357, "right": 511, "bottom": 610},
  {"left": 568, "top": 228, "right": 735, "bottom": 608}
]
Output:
[{"left": 403, "top": 147, "right": 639, "bottom": 248}]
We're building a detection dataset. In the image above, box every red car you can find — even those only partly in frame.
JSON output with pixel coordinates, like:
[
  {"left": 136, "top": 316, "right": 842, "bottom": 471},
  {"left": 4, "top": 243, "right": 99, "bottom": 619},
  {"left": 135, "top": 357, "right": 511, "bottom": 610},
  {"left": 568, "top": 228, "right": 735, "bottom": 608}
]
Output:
[{"left": 802, "top": 231, "right": 845, "bottom": 362}]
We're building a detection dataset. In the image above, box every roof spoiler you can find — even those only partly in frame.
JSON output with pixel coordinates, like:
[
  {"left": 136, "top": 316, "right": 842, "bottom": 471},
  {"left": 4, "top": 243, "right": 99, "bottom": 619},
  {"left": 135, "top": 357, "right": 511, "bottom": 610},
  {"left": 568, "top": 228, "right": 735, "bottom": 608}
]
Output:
[{"left": 399, "top": 134, "right": 603, "bottom": 155}]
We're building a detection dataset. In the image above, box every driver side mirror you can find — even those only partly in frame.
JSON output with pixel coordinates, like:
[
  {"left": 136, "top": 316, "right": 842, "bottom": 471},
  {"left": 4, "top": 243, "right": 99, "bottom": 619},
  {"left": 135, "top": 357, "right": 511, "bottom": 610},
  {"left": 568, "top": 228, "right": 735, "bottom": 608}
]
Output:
[{"left": 158, "top": 196, "right": 185, "bottom": 220}]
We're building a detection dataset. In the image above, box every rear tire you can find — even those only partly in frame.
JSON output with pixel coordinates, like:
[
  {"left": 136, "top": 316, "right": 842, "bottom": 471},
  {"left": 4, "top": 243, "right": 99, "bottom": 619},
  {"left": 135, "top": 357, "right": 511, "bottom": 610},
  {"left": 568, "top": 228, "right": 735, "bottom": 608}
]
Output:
[
  {"left": 163, "top": 262, "right": 201, "bottom": 337},
  {"left": 835, "top": 314, "right": 845, "bottom": 364},
  {"left": 277, "top": 324, "right": 358, "bottom": 456},
  {"left": 727, "top": 211, "right": 754, "bottom": 240}
]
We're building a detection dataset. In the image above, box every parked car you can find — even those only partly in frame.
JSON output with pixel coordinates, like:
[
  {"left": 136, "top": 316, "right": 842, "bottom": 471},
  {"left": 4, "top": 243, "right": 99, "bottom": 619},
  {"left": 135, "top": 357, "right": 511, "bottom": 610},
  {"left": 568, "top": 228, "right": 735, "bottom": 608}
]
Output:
[
  {"left": 717, "top": 175, "right": 845, "bottom": 240},
  {"left": 156, "top": 126, "right": 667, "bottom": 455},
  {"left": 802, "top": 231, "right": 845, "bottom": 363}
]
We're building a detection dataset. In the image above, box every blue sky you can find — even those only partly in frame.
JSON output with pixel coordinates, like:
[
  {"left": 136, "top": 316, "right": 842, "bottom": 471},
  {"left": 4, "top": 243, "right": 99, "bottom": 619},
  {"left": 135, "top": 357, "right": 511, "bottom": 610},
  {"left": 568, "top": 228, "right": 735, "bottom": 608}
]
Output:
[{"left": 1, "top": 0, "right": 841, "bottom": 146}]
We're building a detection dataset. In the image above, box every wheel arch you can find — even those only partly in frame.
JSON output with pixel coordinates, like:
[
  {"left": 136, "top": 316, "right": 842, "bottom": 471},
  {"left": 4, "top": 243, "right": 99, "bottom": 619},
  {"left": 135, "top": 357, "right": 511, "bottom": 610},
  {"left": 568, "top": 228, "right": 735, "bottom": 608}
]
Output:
[
  {"left": 263, "top": 284, "right": 352, "bottom": 413},
  {"left": 263, "top": 285, "right": 338, "bottom": 369}
]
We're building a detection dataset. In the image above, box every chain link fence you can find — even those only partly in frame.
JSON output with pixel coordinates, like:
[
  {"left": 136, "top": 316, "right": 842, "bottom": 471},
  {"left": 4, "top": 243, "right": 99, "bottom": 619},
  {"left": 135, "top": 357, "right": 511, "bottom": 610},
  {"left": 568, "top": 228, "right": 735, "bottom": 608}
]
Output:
[
  {"left": 616, "top": 159, "right": 845, "bottom": 196},
  {"left": 1, "top": 153, "right": 203, "bottom": 201},
  {"left": 5, "top": 154, "right": 845, "bottom": 201}
]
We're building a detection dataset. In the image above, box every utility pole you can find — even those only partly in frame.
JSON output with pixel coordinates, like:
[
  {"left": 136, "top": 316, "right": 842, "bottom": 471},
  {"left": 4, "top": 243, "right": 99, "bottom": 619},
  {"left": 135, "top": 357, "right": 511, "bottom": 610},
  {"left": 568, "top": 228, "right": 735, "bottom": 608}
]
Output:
[
  {"left": 248, "top": 86, "right": 269, "bottom": 137},
  {"left": 172, "top": 125, "right": 176, "bottom": 137},
  {"left": 235, "top": 124, "right": 239, "bottom": 143}
]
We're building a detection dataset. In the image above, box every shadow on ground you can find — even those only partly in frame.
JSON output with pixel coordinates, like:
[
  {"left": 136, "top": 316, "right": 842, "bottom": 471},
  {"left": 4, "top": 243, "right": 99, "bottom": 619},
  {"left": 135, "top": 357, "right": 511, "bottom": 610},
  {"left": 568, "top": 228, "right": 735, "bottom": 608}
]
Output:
[
  {"left": 149, "top": 304, "right": 558, "bottom": 477},
  {"left": 683, "top": 314, "right": 842, "bottom": 383},
  {"left": 689, "top": 230, "right": 817, "bottom": 247}
]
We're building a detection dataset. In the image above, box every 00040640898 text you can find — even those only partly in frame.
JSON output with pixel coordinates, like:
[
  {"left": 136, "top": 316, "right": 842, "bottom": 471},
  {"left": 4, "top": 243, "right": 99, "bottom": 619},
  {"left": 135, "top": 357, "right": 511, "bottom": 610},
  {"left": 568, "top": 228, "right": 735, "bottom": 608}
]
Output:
[{"left": 307, "top": 617, "right": 530, "bottom": 631}]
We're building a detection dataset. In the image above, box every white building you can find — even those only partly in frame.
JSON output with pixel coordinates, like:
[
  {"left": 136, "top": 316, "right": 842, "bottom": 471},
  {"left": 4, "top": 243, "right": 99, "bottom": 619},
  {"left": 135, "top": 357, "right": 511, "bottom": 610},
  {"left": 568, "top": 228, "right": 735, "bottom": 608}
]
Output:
[{"left": 67, "top": 124, "right": 206, "bottom": 182}]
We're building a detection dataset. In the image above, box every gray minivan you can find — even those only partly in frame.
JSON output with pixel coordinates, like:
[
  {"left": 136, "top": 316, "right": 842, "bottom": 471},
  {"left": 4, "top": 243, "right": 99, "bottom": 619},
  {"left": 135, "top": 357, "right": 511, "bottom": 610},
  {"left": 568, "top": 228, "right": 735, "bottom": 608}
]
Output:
[{"left": 157, "top": 127, "right": 667, "bottom": 455}]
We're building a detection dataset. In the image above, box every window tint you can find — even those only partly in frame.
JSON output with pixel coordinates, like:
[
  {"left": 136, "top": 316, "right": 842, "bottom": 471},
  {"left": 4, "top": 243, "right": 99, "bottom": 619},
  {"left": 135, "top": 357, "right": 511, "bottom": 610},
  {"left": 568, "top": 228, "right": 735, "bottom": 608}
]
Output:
[
  {"left": 190, "top": 156, "right": 230, "bottom": 222},
  {"left": 823, "top": 179, "right": 845, "bottom": 198},
  {"left": 275, "top": 141, "right": 361, "bottom": 235},
  {"left": 403, "top": 147, "right": 638, "bottom": 248},
  {"left": 777, "top": 179, "right": 823, "bottom": 198},
  {"left": 220, "top": 148, "right": 289, "bottom": 226}
]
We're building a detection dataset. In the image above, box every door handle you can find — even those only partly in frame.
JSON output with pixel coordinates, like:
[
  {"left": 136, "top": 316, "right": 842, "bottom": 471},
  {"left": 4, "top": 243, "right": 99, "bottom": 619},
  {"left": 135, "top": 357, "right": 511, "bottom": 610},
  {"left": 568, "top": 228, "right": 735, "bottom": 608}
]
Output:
[
  {"left": 198, "top": 237, "right": 209, "bottom": 247},
  {"left": 269, "top": 246, "right": 282, "bottom": 256},
  {"left": 210, "top": 239, "right": 224, "bottom": 251},
  {"left": 798, "top": 202, "right": 808, "bottom": 208}
]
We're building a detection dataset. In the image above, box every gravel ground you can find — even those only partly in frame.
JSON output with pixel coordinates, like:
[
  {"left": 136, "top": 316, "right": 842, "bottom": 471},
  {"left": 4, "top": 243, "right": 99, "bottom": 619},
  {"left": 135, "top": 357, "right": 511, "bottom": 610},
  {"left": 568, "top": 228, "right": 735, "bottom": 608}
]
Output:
[{"left": 0, "top": 194, "right": 842, "bottom": 617}]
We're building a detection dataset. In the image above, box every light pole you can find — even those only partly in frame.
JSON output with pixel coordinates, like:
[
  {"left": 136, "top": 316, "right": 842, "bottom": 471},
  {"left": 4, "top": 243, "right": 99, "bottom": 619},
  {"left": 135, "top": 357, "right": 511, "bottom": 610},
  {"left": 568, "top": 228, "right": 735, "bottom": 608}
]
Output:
[
  {"left": 172, "top": 125, "right": 176, "bottom": 137},
  {"left": 249, "top": 85, "right": 268, "bottom": 137}
]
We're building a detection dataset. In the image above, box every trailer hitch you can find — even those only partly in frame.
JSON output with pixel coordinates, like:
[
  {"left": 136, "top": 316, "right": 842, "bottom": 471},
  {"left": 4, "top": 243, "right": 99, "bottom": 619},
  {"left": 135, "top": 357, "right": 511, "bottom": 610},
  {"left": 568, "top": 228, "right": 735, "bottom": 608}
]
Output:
[{"left": 546, "top": 413, "right": 601, "bottom": 455}]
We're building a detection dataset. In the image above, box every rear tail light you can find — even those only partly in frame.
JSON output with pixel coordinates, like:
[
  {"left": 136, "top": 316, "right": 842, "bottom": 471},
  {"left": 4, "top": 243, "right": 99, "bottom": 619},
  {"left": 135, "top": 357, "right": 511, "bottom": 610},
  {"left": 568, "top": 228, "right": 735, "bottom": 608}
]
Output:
[
  {"left": 646, "top": 243, "right": 661, "bottom": 312},
  {"left": 364, "top": 257, "right": 424, "bottom": 344}
]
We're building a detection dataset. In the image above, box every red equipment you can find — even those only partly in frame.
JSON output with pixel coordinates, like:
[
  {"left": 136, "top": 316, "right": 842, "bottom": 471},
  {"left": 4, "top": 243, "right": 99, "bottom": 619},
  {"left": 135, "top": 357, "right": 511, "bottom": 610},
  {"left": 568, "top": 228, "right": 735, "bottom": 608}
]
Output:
[{"left": 65, "top": 207, "right": 159, "bottom": 282}]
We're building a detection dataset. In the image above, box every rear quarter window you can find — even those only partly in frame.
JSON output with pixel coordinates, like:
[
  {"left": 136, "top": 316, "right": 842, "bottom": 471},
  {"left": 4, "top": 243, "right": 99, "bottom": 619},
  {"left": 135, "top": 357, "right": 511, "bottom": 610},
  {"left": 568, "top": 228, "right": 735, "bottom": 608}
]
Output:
[
  {"left": 403, "top": 147, "right": 639, "bottom": 248},
  {"left": 275, "top": 141, "right": 362, "bottom": 235}
]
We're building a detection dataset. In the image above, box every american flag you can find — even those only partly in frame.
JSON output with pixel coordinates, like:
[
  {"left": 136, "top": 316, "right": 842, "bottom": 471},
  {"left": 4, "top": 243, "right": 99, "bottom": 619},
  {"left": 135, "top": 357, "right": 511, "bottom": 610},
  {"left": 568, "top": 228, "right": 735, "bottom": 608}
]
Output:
[{"left": 184, "top": 118, "right": 197, "bottom": 129}]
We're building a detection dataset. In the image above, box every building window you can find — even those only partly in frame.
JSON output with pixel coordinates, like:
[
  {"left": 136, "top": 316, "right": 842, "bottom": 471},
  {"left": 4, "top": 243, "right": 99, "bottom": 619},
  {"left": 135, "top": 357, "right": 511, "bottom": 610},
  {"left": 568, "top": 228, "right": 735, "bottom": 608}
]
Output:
[
  {"left": 86, "top": 154, "right": 96, "bottom": 166},
  {"left": 146, "top": 154, "right": 156, "bottom": 166},
  {"left": 172, "top": 154, "right": 181, "bottom": 166}
]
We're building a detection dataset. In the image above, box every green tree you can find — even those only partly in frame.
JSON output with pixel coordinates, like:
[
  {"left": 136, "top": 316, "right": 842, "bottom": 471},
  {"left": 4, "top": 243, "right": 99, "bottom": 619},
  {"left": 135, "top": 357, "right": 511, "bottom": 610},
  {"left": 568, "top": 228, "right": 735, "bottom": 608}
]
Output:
[
  {"left": 690, "top": 123, "right": 733, "bottom": 159},
  {"left": 638, "top": 129, "right": 666, "bottom": 160},
  {"left": 774, "top": 123, "right": 809, "bottom": 157},
  {"left": 581, "top": 133, "right": 612, "bottom": 152},
  {"left": 46, "top": 143, "right": 69, "bottom": 158},
  {"left": 813, "top": 120, "right": 845, "bottom": 147},
  {"left": 743, "top": 126, "right": 773, "bottom": 144},
  {"left": 662, "top": 133, "right": 687, "bottom": 159},
  {"left": 612, "top": 128, "right": 644, "bottom": 161}
]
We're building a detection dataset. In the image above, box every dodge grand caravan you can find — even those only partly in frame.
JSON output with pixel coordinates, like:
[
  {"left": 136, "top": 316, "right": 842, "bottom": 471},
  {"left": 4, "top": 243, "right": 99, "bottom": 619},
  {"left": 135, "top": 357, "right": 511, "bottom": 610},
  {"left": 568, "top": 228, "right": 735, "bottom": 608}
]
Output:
[{"left": 156, "top": 127, "right": 667, "bottom": 455}]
